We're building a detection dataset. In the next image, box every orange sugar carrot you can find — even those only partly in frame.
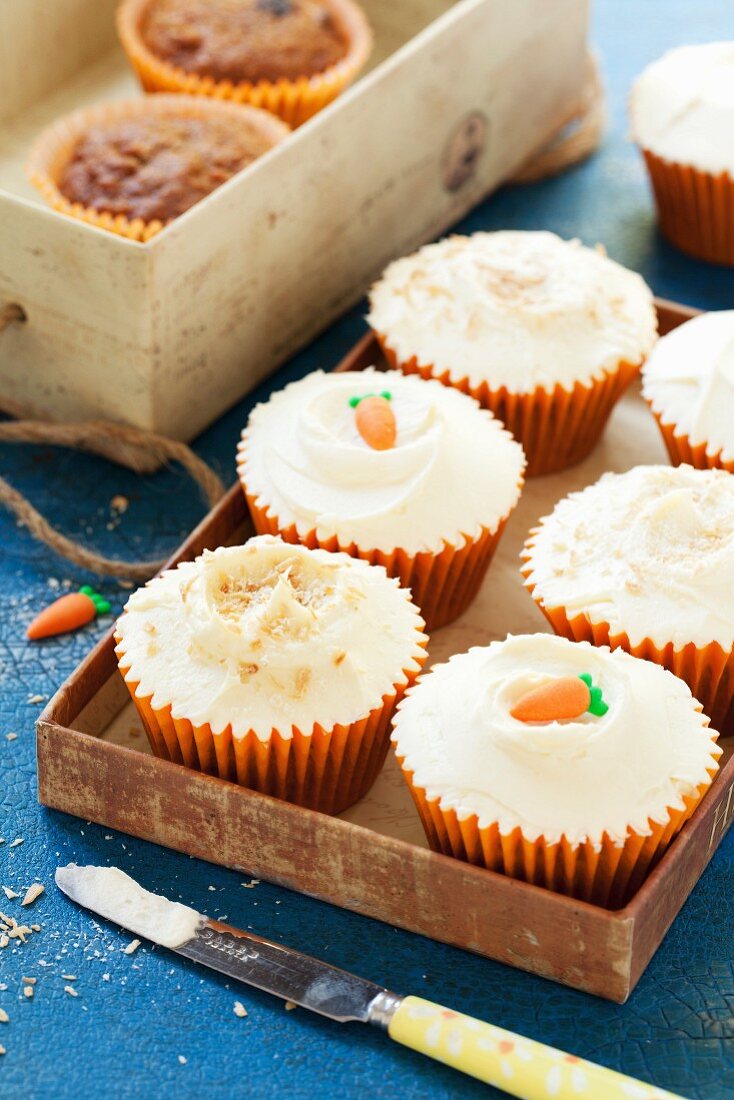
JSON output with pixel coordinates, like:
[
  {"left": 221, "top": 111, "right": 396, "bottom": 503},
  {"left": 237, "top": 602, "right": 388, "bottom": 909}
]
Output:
[
  {"left": 355, "top": 395, "right": 396, "bottom": 451},
  {"left": 511, "top": 675, "right": 591, "bottom": 723},
  {"left": 27, "top": 586, "right": 111, "bottom": 641}
]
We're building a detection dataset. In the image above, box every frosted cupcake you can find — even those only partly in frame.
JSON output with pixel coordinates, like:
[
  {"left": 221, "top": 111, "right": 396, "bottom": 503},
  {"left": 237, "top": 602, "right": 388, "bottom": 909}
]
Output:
[
  {"left": 630, "top": 43, "right": 734, "bottom": 266},
  {"left": 391, "top": 634, "right": 720, "bottom": 907},
  {"left": 115, "top": 536, "right": 427, "bottom": 813},
  {"left": 642, "top": 310, "right": 734, "bottom": 471},
  {"left": 117, "top": 0, "right": 372, "bottom": 127},
  {"left": 522, "top": 464, "right": 734, "bottom": 734},
  {"left": 238, "top": 368, "right": 526, "bottom": 630},
  {"left": 367, "top": 231, "right": 657, "bottom": 476}
]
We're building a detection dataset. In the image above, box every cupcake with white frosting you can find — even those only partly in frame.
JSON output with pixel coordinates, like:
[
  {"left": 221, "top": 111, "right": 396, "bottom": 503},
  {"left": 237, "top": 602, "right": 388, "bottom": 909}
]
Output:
[
  {"left": 630, "top": 43, "right": 734, "bottom": 265},
  {"left": 367, "top": 231, "right": 657, "bottom": 476},
  {"left": 642, "top": 310, "right": 734, "bottom": 472},
  {"left": 522, "top": 464, "right": 734, "bottom": 734},
  {"left": 115, "top": 535, "right": 427, "bottom": 813},
  {"left": 391, "top": 634, "right": 720, "bottom": 906},
  {"left": 238, "top": 368, "right": 525, "bottom": 630}
]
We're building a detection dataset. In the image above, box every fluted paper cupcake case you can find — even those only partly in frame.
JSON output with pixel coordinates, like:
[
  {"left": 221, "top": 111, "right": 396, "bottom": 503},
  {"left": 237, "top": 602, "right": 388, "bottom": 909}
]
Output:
[
  {"left": 394, "top": 751, "right": 719, "bottom": 909},
  {"left": 241, "top": 489, "right": 511, "bottom": 633},
  {"left": 26, "top": 95, "right": 290, "bottom": 242},
  {"left": 117, "top": 0, "right": 372, "bottom": 128},
  {"left": 521, "top": 543, "right": 734, "bottom": 737},
  {"left": 642, "top": 148, "right": 734, "bottom": 267},
  {"left": 646, "top": 399, "right": 734, "bottom": 475},
  {"left": 374, "top": 333, "right": 640, "bottom": 478},
  {"left": 116, "top": 634, "right": 427, "bottom": 815}
]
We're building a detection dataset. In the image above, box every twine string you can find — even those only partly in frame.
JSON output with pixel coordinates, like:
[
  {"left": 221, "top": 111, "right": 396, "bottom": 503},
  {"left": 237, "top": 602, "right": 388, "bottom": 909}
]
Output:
[{"left": 0, "top": 55, "right": 604, "bottom": 580}]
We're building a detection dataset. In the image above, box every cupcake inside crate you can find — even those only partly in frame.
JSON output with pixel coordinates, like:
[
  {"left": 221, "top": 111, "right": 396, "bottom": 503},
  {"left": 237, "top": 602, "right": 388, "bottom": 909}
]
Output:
[
  {"left": 37, "top": 299, "right": 734, "bottom": 1004},
  {"left": 0, "top": 0, "right": 588, "bottom": 438}
]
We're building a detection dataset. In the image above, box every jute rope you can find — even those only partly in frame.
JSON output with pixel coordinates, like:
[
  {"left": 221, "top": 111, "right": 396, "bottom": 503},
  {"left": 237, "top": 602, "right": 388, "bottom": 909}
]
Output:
[{"left": 0, "top": 56, "right": 604, "bottom": 581}]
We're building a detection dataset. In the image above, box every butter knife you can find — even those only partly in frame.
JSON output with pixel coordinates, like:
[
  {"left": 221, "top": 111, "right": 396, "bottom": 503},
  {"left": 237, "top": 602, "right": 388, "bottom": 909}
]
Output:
[{"left": 55, "top": 865, "right": 684, "bottom": 1100}]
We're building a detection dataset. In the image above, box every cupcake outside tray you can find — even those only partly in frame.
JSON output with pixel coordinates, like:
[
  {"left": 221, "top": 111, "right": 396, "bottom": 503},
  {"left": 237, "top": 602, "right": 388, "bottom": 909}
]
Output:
[{"left": 35, "top": 296, "right": 734, "bottom": 1005}]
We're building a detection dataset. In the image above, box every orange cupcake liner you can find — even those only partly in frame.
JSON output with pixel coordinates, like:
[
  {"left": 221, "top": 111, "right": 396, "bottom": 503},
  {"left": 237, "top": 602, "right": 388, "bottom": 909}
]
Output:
[
  {"left": 646, "top": 399, "right": 734, "bottom": 474},
  {"left": 642, "top": 148, "right": 734, "bottom": 267},
  {"left": 395, "top": 754, "right": 718, "bottom": 909},
  {"left": 26, "top": 94, "right": 289, "bottom": 242},
  {"left": 116, "top": 639, "right": 426, "bottom": 815},
  {"left": 241, "top": 489, "right": 509, "bottom": 632},
  {"left": 521, "top": 552, "right": 734, "bottom": 737},
  {"left": 374, "top": 334, "right": 641, "bottom": 478},
  {"left": 117, "top": 0, "right": 372, "bottom": 128}
]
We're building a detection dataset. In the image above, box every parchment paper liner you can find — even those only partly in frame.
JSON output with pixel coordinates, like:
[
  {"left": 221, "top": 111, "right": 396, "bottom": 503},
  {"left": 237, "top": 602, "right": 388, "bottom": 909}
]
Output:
[
  {"left": 374, "top": 332, "right": 641, "bottom": 477},
  {"left": 641, "top": 148, "right": 734, "bottom": 267},
  {"left": 115, "top": 627, "right": 427, "bottom": 815},
  {"left": 646, "top": 399, "right": 734, "bottom": 475},
  {"left": 117, "top": 0, "right": 372, "bottom": 128},
  {"left": 522, "top": 537, "right": 734, "bottom": 736},
  {"left": 26, "top": 95, "right": 289, "bottom": 242},
  {"left": 394, "top": 752, "right": 718, "bottom": 909}
]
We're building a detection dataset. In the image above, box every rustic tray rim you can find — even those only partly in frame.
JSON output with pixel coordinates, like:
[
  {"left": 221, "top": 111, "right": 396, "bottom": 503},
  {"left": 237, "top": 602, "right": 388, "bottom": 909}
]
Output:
[{"left": 37, "top": 295, "right": 734, "bottom": 1005}]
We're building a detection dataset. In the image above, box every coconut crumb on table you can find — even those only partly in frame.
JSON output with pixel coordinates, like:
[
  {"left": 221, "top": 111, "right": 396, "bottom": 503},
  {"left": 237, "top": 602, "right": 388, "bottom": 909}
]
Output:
[
  {"left": 0, "top": 1009, "right": 8, "bottom": 1023},
  {"left": 0, "top": 1045, "right": 5, "bottom": 1055},
  {"left": 64, "top": 986, "right": 78, "bottom": 998},
  {"left": 23, "top": 986, "right": 33, "bottom": 999},
  {"left": 61, "top": 974, "right": 76, "bottom": 981},
  {"left": 285, "top": 1001, "right": 296, "bottom": 1011},
  {"left": 8, "top": 839, "right": 23, "bottom": 849},
  {"left": 5, "top": 733, "right": 17, "bottom": 742},
  {"left": 178, "top": 1055, "right": 187, "bottom": 1065},
  {"left": 1, "top": 887, "right": 19, "bottom": 900},
  {"left": 233, "top": 1001, "right": 247, "bottom": 1018},
  {"left": 21, "top": 977, "right": 36, "bottom": 985},
  {"left": 241, "top": 880, "right": 260, "bottom": 889},
  {"left": 22, "top": 884, "right": 44, "bottom": 906},
  {"left": 123, "top": 939, "right": 141, "bottom": 955}
]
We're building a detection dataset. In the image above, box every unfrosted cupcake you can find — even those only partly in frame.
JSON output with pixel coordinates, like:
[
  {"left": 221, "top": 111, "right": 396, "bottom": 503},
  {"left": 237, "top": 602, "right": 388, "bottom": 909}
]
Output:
[
  {"left": 238, "top": 368, "right": 526, "bottom": 630},
  {"left": 368, "top": 231, "right": 657, "bottom": 476},
  {"left": 117, "top": 0, "right": 372, "bottom": 127},
  {"left": 642, "top": 310, "right": 734, "bottom": 472},
  {"left": 522, "top": 464, "right": 734, "bottom": 734},
  {"left": 115, "top": 536, "right": 427, "bottom": 813},
  {"left": 27, "top": 95, "right": 288, "bottom": 241},
  {"left": 391, "top": 634, "right": 720, "bottom": 907},
  {"left": 630, "top": 43, "right": 734, "bottom": 266}
]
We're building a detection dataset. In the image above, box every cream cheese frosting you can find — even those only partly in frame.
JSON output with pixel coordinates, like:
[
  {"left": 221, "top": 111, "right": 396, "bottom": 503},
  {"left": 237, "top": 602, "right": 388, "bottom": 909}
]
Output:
[
  {"left": 630, "top": 42, "right": 734, "bottom": 174},
  {"left": 391, "top": 634, "right": 719, "bottom": 846},
  {"left": 367, "top": 231, "right": 657, "bottom": 393},
  {"left": 642, "top": 310, "right": 734, "bottom": 461},
  {"left": 238, "top": 368, "right": 525, "bottom": 555},
  {"left": 523, "top": 464, "right": 734, "bottom": 649},
  {"left": 115, "top": 536, "right": 426, "bottom": 739}
]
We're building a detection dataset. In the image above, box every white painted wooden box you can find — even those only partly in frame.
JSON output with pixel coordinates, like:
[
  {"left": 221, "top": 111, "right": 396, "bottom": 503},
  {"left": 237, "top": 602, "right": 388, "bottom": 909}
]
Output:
[{"left": 0, "top": 0, "right": 589, "bottom": 439}]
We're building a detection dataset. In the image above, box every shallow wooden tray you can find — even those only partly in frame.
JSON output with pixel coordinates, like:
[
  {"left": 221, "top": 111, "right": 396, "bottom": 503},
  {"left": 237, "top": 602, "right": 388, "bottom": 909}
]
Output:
[{"left": 37, "top": 297, "right": 734, "bottom": 1003}]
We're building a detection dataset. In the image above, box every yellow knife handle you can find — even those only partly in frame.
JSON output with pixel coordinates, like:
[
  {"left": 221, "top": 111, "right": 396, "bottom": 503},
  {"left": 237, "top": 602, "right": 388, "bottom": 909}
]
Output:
[{"left": 387, "top": 996, "right": 686, "bottom": 1100}]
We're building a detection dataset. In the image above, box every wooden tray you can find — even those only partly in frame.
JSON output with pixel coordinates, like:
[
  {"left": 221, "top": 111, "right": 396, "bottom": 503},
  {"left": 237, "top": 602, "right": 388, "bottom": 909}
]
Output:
[
  {"left": 37, "top": 297, "right": 734, "bottom": 1004},
  {"left": 0, "top": 0, "right": 588, "bottom": 439}
]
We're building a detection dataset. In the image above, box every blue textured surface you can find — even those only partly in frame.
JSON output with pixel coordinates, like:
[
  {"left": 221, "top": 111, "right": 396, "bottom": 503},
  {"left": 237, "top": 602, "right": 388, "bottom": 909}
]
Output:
[{"left": 3, "top": 2, "right": 734, "bottom": 1097}]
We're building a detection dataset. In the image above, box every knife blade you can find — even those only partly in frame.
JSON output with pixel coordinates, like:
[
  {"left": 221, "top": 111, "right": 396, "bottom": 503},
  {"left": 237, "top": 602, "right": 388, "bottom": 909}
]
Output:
[{"left": 55, "top": 865, "right": 684, "bottom": 1100}]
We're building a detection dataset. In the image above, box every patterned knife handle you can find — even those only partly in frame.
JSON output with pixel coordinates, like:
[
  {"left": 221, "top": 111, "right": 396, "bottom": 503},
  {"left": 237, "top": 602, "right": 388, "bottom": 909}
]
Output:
[{"left": 387, "top": 997, "right": 686, "bottom": 1100}]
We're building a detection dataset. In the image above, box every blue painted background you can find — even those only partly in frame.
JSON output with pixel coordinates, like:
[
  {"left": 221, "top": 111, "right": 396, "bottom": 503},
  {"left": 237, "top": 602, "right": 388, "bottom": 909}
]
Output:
[{"left": 2, "top": 2, "right": 734, "bottom": 1097}]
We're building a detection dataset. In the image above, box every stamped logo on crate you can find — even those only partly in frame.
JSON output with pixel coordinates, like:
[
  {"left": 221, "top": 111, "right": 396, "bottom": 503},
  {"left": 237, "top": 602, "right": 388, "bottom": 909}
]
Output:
[{"left": 442, "top": 112, "right": 488, "bottom": 192}]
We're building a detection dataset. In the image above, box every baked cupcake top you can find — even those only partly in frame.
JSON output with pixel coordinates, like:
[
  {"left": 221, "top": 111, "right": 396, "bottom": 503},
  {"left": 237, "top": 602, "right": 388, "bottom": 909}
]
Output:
[
  {"left": 140, "top": 0, "right": 350, "bottom": 83},
  {"left": 523, "top": 464, "right": 734, "bottom": 649},
  {"left": 391, "top": 634, "right": 719, "bottom": 846},
  {"left": 55, "top": 102, "right": 286, "bottom": 224},
  {"left": 642, "top": 311, "right": 734, "bottom": 462},
  {"left": 367, "top": 231, "right": 657, "bottom": 394},
  {"left": 630, "top": 43, "right": 734, "bottom": 174},
  {"left": 238, "top": 368, "right": 526, "bottom": 555},
  {"left": 115, "top": 536, "right": 426, "bottom": 738}
]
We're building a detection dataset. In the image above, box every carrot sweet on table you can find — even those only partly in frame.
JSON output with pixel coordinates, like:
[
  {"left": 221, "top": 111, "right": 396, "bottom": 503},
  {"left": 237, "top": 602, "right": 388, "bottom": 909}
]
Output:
[{"left": 27, "top": 586, "right": 111, "bottom": 641}]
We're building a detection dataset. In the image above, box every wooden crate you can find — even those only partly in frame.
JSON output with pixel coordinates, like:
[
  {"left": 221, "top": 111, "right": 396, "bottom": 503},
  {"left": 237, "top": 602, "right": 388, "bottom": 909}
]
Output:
[
  {"left": 0, "top": 0, "right": 588, "bottom": 438},
  {"left": 37, "top": 297, "right": 734, "bottom": 1003}
]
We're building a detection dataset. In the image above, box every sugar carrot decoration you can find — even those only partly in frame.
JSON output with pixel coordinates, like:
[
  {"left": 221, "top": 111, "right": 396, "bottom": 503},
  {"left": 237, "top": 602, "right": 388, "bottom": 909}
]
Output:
[
  {"left": 27, "top": 586, "right": 111, "bottom": 641},
  {"left": 511, "top": 672, "right": 608, "bottom": 723},
  {"left": 350, "top": 391, "right": 396, "bottom": 451}
]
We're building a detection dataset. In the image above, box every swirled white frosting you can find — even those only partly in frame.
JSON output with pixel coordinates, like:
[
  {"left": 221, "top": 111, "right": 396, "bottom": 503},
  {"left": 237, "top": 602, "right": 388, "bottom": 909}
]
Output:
[
  {"left": 115, "top": 536, "right": 426, "bottom": 739},
  {"left": 391, "top": 634, "right": 719, "bottom": 846},
  {"left": 238, "top": 369, "right": 525, "bottom": 555},
  {"left": 642, "top": 311, "right": 734, "bottom": 462},
  {"left": 631, "top": 42, "right": 734, "bottom": 173},
  {"left": 367, "top": 232, "right": 657, "bottom": 393},
  {"left": 523, "top": 465, "right": 734, "bottom": 649}
]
